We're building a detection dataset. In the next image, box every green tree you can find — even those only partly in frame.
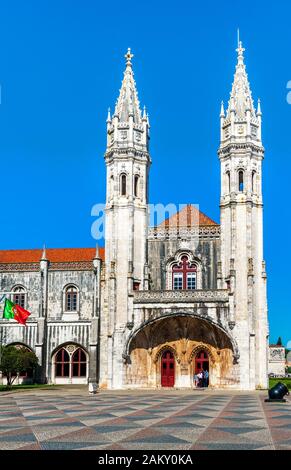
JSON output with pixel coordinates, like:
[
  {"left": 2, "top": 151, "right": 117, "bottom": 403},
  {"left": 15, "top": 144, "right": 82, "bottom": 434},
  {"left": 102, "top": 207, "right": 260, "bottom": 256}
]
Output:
[
  {"left": 0, "top": 345, "right": 38, "bottom": 388},
  {"left": 277, "top": 337, "right": 283, "bottom": 346}
]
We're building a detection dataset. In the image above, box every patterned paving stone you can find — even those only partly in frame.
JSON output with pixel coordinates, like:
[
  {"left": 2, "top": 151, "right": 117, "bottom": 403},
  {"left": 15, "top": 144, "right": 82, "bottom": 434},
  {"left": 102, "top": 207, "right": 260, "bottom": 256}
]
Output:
[{"left": 0, "top": 390, "right": 290, "bottom": 450}]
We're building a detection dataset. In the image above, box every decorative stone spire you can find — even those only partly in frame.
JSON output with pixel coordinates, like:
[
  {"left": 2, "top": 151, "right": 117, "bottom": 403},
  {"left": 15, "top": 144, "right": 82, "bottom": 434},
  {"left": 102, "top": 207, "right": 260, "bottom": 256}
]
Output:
[
  {"left": 93, "top": 243, "right": 101, "bottom": 270},
  {"left": 220, "top": 101, "right": 225, "bottom": 118},
  {"left": 41, "top": 244, "right": 47, "bottom": 260},
  {"left": 114, "top": 48, "right": 142, "bottom": 124},
  {"left": 226, "top": 40, "right": 256, "bottom": 120},
  {"left": 220, "top": 38, "right": 262, "bottom": 145},
  {"left": 40, "top": 244, "right": 49, "bottom": 272},
  {"left": 257, "top": 98, "right": 262, "bottom": 116},
  {"left": 106, "top": 49, "right": 149, "bottom": 152},
  {"left": 107, "top": 107, "right": 111, "bottom": 122}
]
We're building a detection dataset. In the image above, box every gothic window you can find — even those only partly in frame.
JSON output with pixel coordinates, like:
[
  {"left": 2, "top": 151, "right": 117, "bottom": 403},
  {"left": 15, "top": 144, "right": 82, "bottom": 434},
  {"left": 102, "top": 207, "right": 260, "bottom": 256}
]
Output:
[
  {"left": 120, "top": 174, "right": 127, "bottom": 196},
  {"left": 71, "top": 348, "right": 87, "bottom": 377},
  {"left": 172, "top": 256, "right": 197, "bottom": 290},
  {"left": 238, "top": 170, "right": 244, "bottom": 192},
  {"left": 64, "top": 285, "right": 78, "bottom": 312},
  {"left": 134, "top": 175, "right": 139, "bottom": 197},
  {"left": 12, "top": 286, "right": 26, "bottom": 309},
  {"left": 54, "top": 345, "right": 87, "bottom": 379},
  {"left": 55, "top": 348, "right": 70, "bottom": 377}
]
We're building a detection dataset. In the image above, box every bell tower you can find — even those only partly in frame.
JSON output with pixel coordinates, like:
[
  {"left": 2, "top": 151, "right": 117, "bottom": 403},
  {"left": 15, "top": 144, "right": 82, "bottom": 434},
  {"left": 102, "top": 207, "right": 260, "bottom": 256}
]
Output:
[
  {"left": 219, "top": 40, "right": 268, "bottom": 389},
  {"left": 100, "top": 49, "right": 151, "bottom": 389}
]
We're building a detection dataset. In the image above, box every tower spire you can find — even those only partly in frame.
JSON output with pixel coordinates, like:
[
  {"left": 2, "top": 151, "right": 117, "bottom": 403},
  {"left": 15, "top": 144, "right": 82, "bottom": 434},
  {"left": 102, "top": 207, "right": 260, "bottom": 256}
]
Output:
[
  {"left": 221, "top": 38, "right": 261, "bottom": 144},
  {"left": 114, "top": 48, "right": 142, "bottom": 124},
  {"left": 226, "top": 38, "right": 255, "bottom": 119}
]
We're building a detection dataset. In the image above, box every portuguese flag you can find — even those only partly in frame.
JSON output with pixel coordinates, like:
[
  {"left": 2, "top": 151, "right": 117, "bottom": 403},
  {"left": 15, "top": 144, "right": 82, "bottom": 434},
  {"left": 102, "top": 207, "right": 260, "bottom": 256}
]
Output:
[{"left": 3, "top": 298, "right": 31, "bottom": 326}]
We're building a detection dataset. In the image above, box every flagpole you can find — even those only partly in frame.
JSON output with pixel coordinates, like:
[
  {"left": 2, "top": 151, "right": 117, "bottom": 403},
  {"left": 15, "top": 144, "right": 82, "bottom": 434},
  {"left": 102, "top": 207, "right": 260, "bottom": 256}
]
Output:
[{"left": 0, "top": 294, "right": 6, "bottom": 369}]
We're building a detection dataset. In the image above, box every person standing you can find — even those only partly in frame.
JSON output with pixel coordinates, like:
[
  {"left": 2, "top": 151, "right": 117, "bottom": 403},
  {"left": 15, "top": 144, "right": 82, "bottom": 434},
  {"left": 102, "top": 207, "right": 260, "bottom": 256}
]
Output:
[{"left": 203, "top": 369, "right": 209, "bottom": 387}]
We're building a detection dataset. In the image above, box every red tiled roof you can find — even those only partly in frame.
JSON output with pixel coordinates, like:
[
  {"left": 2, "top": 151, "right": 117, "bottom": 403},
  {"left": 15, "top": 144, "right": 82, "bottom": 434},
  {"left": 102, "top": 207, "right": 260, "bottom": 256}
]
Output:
[
  {"left": 158, "top": 204, "right": 218, "bottom": 228},
  {"left": 0, "top": 247, "right": 105, "bottom": 264}
]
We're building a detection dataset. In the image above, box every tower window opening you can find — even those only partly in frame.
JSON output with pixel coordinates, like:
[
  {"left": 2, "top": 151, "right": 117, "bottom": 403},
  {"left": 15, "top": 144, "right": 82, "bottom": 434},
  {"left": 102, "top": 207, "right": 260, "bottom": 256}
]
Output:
[
  {"left": 134, "top": 175, "right": 139, "bottom": 197},
  {"left": 226, "top": 171, "right": 231, "bottom": 193},
  {"left": 121, "top": 174, "right": 127, "bottom": 196},
  {"left": 238, "top": 170, "right": 244, "bottom": 192},
  {"left": 252, "top": 171, "right": 256, "bottom": 193}
]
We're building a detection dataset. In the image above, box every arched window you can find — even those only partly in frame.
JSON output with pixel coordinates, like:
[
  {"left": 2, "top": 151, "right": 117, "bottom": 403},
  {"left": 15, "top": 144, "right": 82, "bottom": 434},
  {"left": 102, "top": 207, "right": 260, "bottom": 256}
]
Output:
[
  {"left": 12, "top": 286, "right": 26, "bottom": 309},
  {"left": 64, "top": 285, "right": 78, "bottom": 312},
  {"left": 172, "top": 255, "right": 197, "bottom": 290},
  {"left": 252, "top": 171, "right": 256, "bottom": 193},
  {"left": 53, "top": 345, "right": 88, "bottom": 381},
  {"left": 134, "top": 175, "right": 139, "bottom": 197},
  {"left": 55, "top": 348, "right": 70, "bottom": 377},
  {"left": 238, "top": 170, "right": 244, "bottom": 192},
  {"left": 72, "top": 348, "right": 87, "bottom": 377},
  {"left": 120, "top": 174, "right": 127, "bottom": 196}
]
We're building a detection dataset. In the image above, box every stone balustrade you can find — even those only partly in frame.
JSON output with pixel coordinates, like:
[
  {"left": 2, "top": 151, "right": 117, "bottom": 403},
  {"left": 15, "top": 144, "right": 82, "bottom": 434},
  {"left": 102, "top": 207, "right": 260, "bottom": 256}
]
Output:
[{"left": 133, "top": 289, "right": 229, "bottom": 304}]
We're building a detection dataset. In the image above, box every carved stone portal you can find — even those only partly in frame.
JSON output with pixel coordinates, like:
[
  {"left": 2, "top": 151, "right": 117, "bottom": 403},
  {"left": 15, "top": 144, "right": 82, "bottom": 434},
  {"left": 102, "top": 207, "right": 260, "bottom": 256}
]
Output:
[{"left": 125, "top": 315, "right": 237, "bottom": 388}]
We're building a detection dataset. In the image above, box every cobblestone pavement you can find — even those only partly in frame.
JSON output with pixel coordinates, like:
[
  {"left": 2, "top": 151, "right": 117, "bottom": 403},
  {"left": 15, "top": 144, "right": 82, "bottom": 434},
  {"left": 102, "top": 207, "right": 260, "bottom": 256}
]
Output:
[{"left": 0, "top": 389, "right": 290, "bottom": 450}]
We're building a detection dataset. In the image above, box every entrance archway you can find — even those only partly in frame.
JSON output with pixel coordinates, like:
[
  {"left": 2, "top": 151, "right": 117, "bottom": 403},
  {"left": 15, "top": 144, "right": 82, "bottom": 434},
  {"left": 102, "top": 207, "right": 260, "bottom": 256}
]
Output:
[
  {"left": 126, "top": 314, "right": 236, "bottom": 388},
  {"left": 161, "top": 350, "right": 175, "bottom": 387}
]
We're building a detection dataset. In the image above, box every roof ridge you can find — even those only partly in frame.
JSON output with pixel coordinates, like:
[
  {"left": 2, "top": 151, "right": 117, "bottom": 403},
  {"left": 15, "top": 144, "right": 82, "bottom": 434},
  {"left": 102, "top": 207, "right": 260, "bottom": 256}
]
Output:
[{"left": 157, "top": 204, "right": 219, "bottom": 227}]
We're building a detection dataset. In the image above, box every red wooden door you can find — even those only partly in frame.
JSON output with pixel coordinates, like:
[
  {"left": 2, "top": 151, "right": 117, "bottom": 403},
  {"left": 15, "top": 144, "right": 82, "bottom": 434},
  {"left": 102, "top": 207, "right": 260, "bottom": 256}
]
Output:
[
  {"left": 161, "top": 350, "right": 175, "bottom": 387},
  {"left": 194, "top": 350, "right": 209, "bottom": 374}
]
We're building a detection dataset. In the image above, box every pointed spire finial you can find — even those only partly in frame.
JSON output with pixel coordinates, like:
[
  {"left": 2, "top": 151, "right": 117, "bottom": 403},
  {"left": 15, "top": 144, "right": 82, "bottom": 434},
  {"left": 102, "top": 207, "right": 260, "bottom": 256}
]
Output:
[
  {"left": 125, "top": 48, "right": 134, "bottom": 67},
  {"left": 220, "top": 100, "right": 225, "bottom": 117},
  {"left": 41, "top": 244, "right": 47, "bottom": 260},
  {"left": 95, "top": 243, "right": 99, "bottom": 259},
  {"left": 236, "top": 31, "right": 245, "bottom": 64},
  {"left": 142, "top": 105, "right": 147, "bottom": 120},
  {"left": 107, "top": 107, "right": 111, "bottom": 122},
  {"left": 257, "top": 98, "right": 262, "bottom": 116},
  {"left": 114, "top": 48, "right": 142, "bottom": 124}
]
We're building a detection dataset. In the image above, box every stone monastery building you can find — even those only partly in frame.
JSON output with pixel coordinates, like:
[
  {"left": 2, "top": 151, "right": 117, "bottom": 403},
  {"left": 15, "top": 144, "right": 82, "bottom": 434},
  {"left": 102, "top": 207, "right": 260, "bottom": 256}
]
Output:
[{"left": 0, "top": 42, "right": 269, "bottom": 390}]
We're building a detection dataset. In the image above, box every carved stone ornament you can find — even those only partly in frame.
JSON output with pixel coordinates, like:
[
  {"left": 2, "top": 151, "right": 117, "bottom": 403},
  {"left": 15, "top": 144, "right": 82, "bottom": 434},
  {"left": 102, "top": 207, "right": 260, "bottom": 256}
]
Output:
[
  {"left": 120, "top": 130, "right": 127, "bottom": 140},
  {"left": 270, "top": 348, "right": 284, "bottom": 360},
  {"left": 228, "top": 321, "right": 236, "bottom": 330}
]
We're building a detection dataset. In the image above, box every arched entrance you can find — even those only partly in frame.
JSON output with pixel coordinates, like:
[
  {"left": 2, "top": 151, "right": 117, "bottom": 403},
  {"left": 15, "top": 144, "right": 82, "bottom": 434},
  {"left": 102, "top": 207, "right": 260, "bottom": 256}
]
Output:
[
  {"left": 161, "top": 350, "right": 175, "bottom": 387},
  {"left": 194, "top": 350, "right": 209, "bottom": 387},
  {"left": 126, "top": 314, "right": 236, "bottom": 388}
]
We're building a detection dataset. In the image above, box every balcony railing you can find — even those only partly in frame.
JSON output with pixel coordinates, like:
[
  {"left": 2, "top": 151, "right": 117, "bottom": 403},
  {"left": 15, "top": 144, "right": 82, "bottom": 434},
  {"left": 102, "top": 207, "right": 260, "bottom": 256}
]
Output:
[{"left": 133, "top": 289, "right": 229, "bottom": 304}]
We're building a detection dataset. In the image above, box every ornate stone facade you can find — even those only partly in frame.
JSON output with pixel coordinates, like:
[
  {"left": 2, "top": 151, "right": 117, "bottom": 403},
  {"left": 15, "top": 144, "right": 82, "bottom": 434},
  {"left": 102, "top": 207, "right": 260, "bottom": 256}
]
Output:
[
  {"left": 268, "top": 345, "right": 286, "bottom": 376},
  {"left": 0, "top": 43, "right": 269, "bottom": 390}
]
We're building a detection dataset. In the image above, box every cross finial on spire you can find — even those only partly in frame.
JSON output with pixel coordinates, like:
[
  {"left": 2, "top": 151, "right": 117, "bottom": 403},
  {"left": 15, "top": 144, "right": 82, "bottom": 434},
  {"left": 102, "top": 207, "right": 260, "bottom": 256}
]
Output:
[
  {"left": 236, "top": 33, "right": 245, "bottom": 63},
  {"left": 125, "top": 48, "right": 134, "bottom": 66}
]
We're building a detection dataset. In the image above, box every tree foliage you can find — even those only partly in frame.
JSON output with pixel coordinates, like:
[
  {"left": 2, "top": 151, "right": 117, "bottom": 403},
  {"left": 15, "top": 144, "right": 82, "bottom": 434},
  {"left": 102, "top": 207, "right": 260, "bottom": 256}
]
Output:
[{"left": 0, "top": 345, "right": 38, "bottom": 388}]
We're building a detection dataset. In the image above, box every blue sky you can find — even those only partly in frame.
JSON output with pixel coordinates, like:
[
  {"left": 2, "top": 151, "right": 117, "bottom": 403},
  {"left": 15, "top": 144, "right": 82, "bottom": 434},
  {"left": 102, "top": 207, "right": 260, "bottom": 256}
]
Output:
[{"left": 0, "top": 1, "right": 290, "bottom": 344}]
